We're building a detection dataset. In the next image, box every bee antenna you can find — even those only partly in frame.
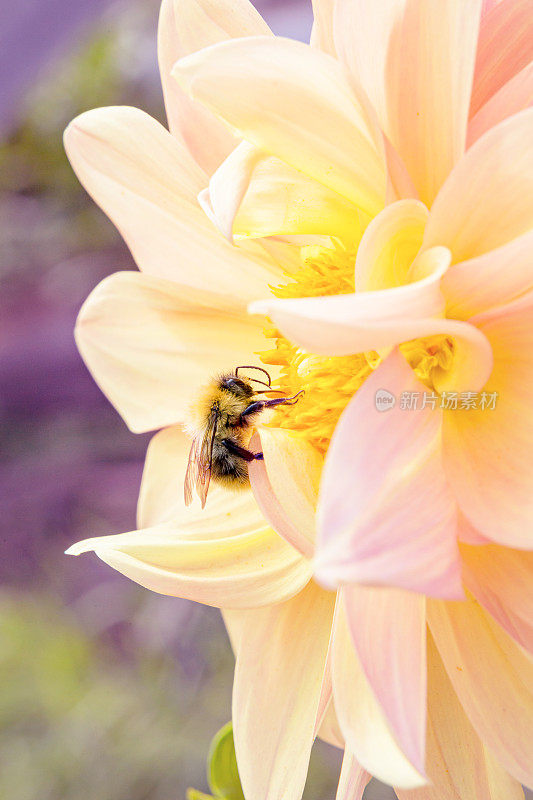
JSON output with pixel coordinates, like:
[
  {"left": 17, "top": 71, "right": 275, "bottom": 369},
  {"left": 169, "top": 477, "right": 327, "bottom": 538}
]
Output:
[
  {"left": 235, "top": 365, "right": 272, "bottom": 386},
  {"left": 248, "top": 377, "right": 274, "bottom": 389}
]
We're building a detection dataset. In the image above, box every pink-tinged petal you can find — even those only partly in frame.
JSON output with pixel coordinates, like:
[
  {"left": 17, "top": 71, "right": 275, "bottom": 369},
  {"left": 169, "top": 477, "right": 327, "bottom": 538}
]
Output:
[
  {"left": 424, "top": 108, "right": 533, "bottom": 262},
  {"left": 310, "top": 0, "right": 336, "bottom": 56},
  {"left": 471, "top": 0, "right": 533, "bottom": 117},
  {"left": 461, "top": 542, "right": 533, "bottom": 655},
  {"left": 335, "top": 0, "right": 482, "bottom": 206},
  {"left": 172, "top": 37, "right": 387, "bottom": 217},
  {"left": 315, "top": 351, "right": 464, "bottom": 599},
  {"left": 332, "top": 597, "right": 427, "bottom": 789},
  {"left": 443, "top": 290, "right": 533, "bottom": 548},
  {"left": 75, "top": 271, "right": 268, "bottom": 433},
  {"left": 316, "top": 351, "right": 464, "bottom": 599},
  {"left": 428, "top": 596, "right": 533, "bottom": 788},
  {"left": 468, "top": 62, "right": 533, "bottom": 146},
  {"left": 204, "top": 144, "right": 361, "bottom": 243},
  {"left": 355, "top": 199, "right": 429, "bottom": 292},
  {"left": 64, "top": 106, "right": 282, "bottom": 301},
  {"left": 233, "top": 581, "right": 335, "bottom": 800},
  {"left": 442, "top": 229, "right": 533, "bottom": 319},
  {"left": 336, "top": 750, "right": 371, "bottom": 800},
  {"left": 66, "top": 491, "right": 311, "bottom": 610},
  {"left": 397, "top": 633, "right": 525, "bottom": 800},
  {"left": 158, "top": 0, "right": 270, "bottom": 173},
  {"left": 249, "top": 428, "right": 321, "bottom": 558},
  {"left": 344, "top": 586, "right": 427, "bottom": 777}
]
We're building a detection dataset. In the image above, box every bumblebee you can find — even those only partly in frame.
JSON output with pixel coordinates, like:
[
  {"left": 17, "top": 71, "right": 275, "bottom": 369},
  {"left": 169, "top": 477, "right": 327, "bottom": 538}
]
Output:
[{"left": 184, "top": 366, "right": 302, "bottom": 508}]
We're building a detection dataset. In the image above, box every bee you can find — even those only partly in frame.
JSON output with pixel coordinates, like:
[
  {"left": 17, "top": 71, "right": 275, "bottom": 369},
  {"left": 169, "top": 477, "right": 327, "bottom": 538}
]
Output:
[{"left": 184, "top": 366, "right": 303, "bottom": 508}]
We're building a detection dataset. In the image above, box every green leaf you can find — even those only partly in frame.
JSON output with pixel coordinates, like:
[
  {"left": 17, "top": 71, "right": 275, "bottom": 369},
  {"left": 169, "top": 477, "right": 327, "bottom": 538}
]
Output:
[
  {"left": 186, "top": 789, "right": 217, "bottom": 800},
  {"left": 207, "top": 722, "right": 245, "bottom": 800}
]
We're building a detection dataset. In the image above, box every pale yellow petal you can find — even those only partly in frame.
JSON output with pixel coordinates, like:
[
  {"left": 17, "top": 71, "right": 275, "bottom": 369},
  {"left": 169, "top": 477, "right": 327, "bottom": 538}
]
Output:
[
  {"left": 66, "top": 490, "right": 311, "bottom": 609},
  {"left": 172, "top": 36, "right": 386, "bottom": 217},
  {"left": 137, "top": 426, "right": 197, "bottom": 528},
  {"left": 317, "top": 699, "right": 344, "bottom": 749},
  {"left": 158, "top": 0, "right": 270, "bottom": 173},
  {"left": 233, "top": 581, "right": 335, "bottom": 800},
  {"left": 205, "top": 145, "right": 361, "bottom": 242},
  {"left": 64, "top": 105, "right": 282, "bottom": 301},
  {"left": 335, "top": 751, "right": 371, "bottom": 800},
  {"left": 310, "top": 0, "right": 337, "bottom": 56},
  {"left": 75, "top": 271, "right": 269, "bottom": 433}
]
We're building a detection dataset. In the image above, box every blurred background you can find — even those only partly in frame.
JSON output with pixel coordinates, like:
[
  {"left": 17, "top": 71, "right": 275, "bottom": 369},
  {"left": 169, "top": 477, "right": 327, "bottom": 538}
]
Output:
[{"left": 0, "top": 2, "right": 484, "bottom": 799}]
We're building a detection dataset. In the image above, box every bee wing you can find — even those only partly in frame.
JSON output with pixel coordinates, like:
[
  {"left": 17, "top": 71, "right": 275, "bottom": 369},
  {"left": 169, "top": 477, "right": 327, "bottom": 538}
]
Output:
[
  {"left": 184, "top": 406, "right": 219, "bottom": 509},
  {"left": 184, "top": 434, "right": 202, "bottom": 507}
]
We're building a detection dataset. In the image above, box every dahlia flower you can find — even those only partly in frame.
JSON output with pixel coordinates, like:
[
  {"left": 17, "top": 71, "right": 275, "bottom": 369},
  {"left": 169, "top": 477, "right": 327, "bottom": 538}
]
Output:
[{"left": 65, "top": 1, "right": 533, "bottom": 798}]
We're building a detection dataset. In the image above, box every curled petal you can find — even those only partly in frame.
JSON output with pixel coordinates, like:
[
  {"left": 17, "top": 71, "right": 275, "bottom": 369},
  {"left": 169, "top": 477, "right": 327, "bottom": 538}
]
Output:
[
  {"left": 250, "top": 245, "right": 449, "bottom": 355},
  {"left": 66, "top": 490, "right": 311, "bottom": 609},
  {"left": 204, "top": 145, "right": 360, "bottom": 243},
  {"left": 355, "top": 199, "right": 429, "bottom": 291},
  {"left": 172, "top": 36, "right": 387, "bottom": 216},
  {"left": 316, "top": 350, "right": 464, "bottom": 599},
  {"left": 251, "top": 264, "right": 493, "bottom": 395}
]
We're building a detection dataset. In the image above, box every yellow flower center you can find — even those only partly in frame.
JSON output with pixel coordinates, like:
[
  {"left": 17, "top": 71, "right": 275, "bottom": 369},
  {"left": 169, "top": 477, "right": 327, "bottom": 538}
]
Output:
[{"left": 258, "top": 240, "right": 453, "bottom": 454}]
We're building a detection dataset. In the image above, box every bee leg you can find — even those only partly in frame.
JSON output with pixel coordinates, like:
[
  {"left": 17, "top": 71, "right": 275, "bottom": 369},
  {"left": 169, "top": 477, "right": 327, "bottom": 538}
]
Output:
[
  {"left": 221, "top": 439, "right": 264, "bottom": 462},
  {"left": 240, "top": 390, "right": 305, "bottom": 421}
]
